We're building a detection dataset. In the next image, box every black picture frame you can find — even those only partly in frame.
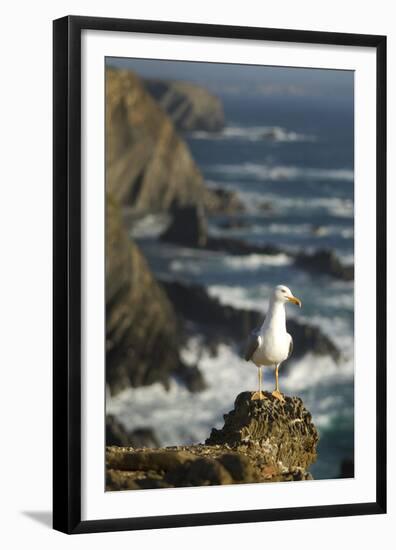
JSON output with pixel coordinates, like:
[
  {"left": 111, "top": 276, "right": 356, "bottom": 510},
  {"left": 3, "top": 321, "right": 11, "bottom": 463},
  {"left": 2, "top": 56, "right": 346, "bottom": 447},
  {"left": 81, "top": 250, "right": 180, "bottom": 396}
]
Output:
[{"left": 53, "top": 15, "right": 387, "bottom": 534}]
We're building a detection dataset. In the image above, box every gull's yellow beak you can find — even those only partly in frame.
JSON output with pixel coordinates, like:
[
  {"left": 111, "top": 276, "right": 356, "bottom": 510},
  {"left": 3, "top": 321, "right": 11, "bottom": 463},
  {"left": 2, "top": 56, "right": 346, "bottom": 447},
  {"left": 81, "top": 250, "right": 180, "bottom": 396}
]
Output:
[{"left": 288, "top": 295, "right": 302, "bottom": 307}]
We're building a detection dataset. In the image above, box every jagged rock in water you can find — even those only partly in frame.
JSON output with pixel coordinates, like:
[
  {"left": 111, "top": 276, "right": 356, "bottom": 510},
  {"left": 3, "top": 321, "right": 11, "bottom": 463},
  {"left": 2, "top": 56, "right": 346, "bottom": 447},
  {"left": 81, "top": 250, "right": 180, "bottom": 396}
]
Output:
[
  {"left": 106, "top": 392, "right": 318, "bottom": 490},
  {"left": 209, "top": 187, "right": 245, "bottom": 214},
  {"left": 144, "top": 79, "right": 225, "bottom": 132},
  {"left": 129, "top": 428, "right": 160, "bottom": 449},
  {"left": 161, "top": 205, "right": 208, "bottom": 247},
  {"left": 106, "top": 193, "right": 205, "bottom": 394},
  {"left": 295, "top": 249, "right": 354, "bottom": 281},
  {"left": 106, "top": 415, "right": 160, "bottom": 448},
  {"left": 206, "top": 392, "right": 319, "bottom": 473},
  {"left": 106, "top": 415, "right": 131, "bottom": 446}
]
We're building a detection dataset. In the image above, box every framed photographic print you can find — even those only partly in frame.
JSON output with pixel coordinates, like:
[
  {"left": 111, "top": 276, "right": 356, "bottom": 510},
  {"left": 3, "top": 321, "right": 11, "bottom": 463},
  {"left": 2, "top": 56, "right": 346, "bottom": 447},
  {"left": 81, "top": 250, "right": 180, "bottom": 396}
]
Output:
[{"left": 53, "top": 16, "right": 387, "bottom": 534}]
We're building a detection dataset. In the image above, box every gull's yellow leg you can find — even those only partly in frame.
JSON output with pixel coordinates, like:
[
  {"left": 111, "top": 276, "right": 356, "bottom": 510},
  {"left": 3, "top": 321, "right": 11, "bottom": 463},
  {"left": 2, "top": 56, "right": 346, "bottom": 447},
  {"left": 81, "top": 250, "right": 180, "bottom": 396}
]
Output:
[
  {"left": 272, "top": 364, "right": 285, "bottom": 402},
  {"left": 252, "top": 366, "right": 265, "bottom": 400}
]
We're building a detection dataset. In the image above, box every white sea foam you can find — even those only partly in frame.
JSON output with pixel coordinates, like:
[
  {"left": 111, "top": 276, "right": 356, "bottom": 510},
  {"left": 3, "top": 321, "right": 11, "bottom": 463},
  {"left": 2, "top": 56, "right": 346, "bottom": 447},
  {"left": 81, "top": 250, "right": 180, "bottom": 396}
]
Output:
[
  {"left": 129, "top": 213, "right": 170, "bottom": 238},
  {"left": 224, "top": 253, "right": 292, "bottom": 270},
  {"left": 208, "top": 284, "right": 270, "bottom": 312},
  {"left": 190, "top": 125, "right": 315, "bottom": 143},
  {"left": 107, "top": 339, "right": 353, "bottom": 446},
  {"left": 209, "top": 162, "right": 354, "bottom": 183}
]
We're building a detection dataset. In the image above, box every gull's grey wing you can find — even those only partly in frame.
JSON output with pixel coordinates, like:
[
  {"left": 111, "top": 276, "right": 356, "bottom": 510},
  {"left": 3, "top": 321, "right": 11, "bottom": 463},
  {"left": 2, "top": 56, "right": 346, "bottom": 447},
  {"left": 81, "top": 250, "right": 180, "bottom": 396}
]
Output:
[
  {"left": 244, "top": 329, "right": 261, "bottom": 362},
  {"left": 287, "top": 334, "right": 293, "bottom": 359}
]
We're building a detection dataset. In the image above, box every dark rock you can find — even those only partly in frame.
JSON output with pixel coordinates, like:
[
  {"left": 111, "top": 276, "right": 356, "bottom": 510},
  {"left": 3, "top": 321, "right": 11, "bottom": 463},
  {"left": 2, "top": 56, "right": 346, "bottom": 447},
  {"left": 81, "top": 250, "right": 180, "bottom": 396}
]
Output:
[
  {"left": 106, "top": 193, "right": 190, "bottom": 394},
  {"left": 130, "top": 428, "right": 160, "bottom": 449},
  {"left": 295, "top": 249, "right": 354, "bottom": 281},
  {"left": 106, "top": 415, "right": 131, "bottom": 447},
  {"left": 144, "top": 78, "right": 225, "bottom": 132},
  {"left": 174, "top": 362, "right": 207, "bottom": 393},
  {"left": 160, "top": 205, "right": 208, "bottom": 247},
  {"left": 161, "top": 280, "right": 340, "bottom": 363},
  {"left": 205, "top": 236, "right": 282, "bottom": 256},
  {"left": 106, "top": 415, "right": 160, "bottom": 448},
  {"left": 159, "top": 204, "right": 281, "bottom": 255},
  {"left": 207, "top": 187, "right": 245, "bottom": 214},
  {"left": 106, "top": 391, "right": 318, "bottom": 490}
]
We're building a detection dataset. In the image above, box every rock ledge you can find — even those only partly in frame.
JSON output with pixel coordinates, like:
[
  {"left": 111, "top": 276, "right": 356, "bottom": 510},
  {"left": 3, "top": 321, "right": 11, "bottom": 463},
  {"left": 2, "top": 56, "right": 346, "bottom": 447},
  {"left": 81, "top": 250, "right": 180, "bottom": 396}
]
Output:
[{"left": 106, "top": 391, "right": 319, "bottom": 490}]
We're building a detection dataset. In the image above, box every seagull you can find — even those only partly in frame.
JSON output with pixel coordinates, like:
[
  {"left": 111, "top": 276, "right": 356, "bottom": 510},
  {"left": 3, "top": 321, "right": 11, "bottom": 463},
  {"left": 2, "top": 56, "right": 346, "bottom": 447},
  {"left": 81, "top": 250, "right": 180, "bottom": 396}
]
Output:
[{"left": 244, "top": 285, "right": 302, "bottom": 402}]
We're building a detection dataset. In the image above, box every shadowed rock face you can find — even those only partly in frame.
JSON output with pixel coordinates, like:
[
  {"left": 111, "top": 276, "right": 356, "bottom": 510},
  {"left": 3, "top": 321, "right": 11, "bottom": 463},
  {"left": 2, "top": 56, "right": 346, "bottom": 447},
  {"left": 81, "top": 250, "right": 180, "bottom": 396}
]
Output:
[
  {"left": 106, "top": 415, "right": 160, "bottom": 448},
  {"left": 106, "top": 194, "right": 184, "bottom": 395},
  {"left": 144, "top": 79, "right": 225, "bottom": 132},
  {"left": 160, "top": 205, "right": 208, "bottom": 248},
  {"left": 106, "top": 391, "right": 318, "bottom": 490},
  {"left": 106, "top": 67, "right": 225, "bottom": 214}
]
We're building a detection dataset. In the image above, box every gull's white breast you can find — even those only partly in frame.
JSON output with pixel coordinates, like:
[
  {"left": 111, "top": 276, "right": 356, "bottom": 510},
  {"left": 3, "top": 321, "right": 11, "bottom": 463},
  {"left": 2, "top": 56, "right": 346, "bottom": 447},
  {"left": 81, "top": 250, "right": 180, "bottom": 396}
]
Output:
[{"left": 252, "top": 328, "right": 291, "bottom": 366}]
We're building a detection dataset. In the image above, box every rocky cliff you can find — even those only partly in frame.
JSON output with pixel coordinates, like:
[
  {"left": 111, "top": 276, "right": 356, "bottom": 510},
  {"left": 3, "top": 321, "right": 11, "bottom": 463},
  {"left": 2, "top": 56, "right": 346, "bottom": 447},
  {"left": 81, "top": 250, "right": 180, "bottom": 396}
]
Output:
[
  {"left": 106, "top": 67, "right": 220, "bottom": 213},
  {"left": 144, "top": 78, "right": 225, "bottom": 132},
  {"left": 106, "top": 193, "right": 197, "bottom": 395},
  {"left": 106, "top": 391, "right": 319, "bottom": 490}
]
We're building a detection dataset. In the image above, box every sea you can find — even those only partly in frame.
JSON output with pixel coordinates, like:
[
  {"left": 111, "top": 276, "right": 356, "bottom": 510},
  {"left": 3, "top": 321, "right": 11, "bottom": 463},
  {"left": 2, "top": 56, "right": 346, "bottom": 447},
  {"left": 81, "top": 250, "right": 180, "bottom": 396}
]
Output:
[{"left": 108, "top": 90, "right": 355, "bottom": 481}]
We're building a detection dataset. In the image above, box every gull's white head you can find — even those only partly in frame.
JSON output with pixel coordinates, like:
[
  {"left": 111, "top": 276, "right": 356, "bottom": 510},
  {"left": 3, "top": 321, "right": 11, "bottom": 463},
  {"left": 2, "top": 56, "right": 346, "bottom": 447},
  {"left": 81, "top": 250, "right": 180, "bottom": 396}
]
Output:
[{"left": 272, "top": 284, "right": 302, "bottom": 307}]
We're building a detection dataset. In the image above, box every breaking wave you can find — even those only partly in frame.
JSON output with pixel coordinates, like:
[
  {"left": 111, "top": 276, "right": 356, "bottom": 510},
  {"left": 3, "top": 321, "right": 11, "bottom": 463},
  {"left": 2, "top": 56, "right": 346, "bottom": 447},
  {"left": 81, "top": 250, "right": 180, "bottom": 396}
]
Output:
[
  {"left": 209, "top": 162, "right": 354, "bottom": 182},
  {"left": 190, "top": 125, "right": 315, "bottom": 143}
]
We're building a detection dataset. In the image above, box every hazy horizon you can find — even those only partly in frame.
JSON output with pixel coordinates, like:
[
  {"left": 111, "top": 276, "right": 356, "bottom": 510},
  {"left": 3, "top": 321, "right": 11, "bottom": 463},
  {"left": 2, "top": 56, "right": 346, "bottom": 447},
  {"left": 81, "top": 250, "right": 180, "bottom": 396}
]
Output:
[{"left": 107, "top": 56, "right": 354, "bottom": 102}]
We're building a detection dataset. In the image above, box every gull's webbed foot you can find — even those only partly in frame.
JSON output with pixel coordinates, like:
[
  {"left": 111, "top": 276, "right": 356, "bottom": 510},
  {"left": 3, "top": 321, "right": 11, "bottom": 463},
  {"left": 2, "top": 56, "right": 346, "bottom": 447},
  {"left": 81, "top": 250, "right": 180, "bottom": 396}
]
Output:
[
  {"left": 272, "top": 390, "right": 285, "bottom": 403},
  {"left": 251, "top": 391, "right": 266, "bottom": 400}
]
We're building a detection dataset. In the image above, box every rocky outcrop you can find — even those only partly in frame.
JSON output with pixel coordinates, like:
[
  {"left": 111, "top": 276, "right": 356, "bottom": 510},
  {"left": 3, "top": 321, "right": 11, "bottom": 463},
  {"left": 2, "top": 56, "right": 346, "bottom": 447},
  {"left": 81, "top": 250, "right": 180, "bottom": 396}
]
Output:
[
  {"left": 106, "top": 391, "right": 318, "bottom": 490},
  {"left": 106, "top": 68, "right": 216, "bottom": 213},
  {"left": 295, "top": 249, "right": 354, "bottom": 281},
  {"left": 161, "top": 280, "right": 340, "bottom": 363},
  {"left": 144, "top": 79, "right": 225, "bottom": 132},
  {"left": 106, "top": 194, "right": 188, "bottom": 395},
  {"left": 210, "top": 188, "right": 245, "bottom": 214},
  {"left": 160, "top": 205, "right": 208, "bottom": 248},
  {"left": 160, "top": 205, "right": 281, "bottom": 254}
]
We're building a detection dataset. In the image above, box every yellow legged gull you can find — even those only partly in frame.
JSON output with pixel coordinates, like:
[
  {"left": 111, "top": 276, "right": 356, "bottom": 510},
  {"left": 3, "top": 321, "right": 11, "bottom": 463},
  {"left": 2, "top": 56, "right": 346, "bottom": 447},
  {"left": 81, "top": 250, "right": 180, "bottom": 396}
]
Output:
[{"left": 244, "top": 285, "right": 302, "bottom": 402}]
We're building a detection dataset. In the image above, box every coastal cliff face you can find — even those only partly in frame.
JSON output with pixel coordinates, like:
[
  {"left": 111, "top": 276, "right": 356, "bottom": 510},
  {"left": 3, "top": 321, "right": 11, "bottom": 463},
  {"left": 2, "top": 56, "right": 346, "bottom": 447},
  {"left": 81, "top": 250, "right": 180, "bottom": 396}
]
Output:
[
  {"left": 106, "top": 68, "right": 216, "bottom": 213},
  {"left": 106, "top": 194, "right": 182, "bottom": 394},
  {"left": 144, "top": 79, "right": 225, "bottom": 132},
  {"left": 106, "top": 391, "right": 319, "bottom": 490}
]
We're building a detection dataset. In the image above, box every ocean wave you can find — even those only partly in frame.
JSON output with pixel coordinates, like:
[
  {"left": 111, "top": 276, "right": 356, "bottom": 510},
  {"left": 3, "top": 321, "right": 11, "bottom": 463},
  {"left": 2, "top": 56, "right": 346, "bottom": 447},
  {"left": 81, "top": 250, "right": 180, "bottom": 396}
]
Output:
[
  {"left": 282, "top": 352, "right": 353, "bottom": 394},
  {"left": 217, "top": 187, "right": 353, "bottom": 218},
  {"left": 129, "top": 213, "right": 170, "bottom": 238},
  {"left": 267, "top": 223, "right": 354, "bottom": 239},
  {"left": 224, "top": 253, "right": 292, "bottom": 269},
  {"left": 190, "top": 125, "right": 315, "bottom": 143},
  {"left": 209, "top": 162, "right": 354, "bottom": 183},
  {"left": 107, "top": 340, "right": 353, "bottom": 448},
  {"left": 208, "top": 284, "right": 270, "bottom": 311}
]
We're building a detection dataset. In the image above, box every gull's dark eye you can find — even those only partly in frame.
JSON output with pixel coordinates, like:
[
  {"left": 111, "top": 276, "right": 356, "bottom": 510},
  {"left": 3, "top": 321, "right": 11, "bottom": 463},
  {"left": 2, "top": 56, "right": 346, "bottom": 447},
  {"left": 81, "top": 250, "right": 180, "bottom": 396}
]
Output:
[{"left": 281, "top": 289, "right": 286, "bottom": 293}]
